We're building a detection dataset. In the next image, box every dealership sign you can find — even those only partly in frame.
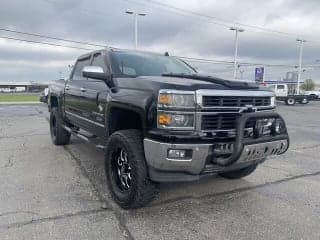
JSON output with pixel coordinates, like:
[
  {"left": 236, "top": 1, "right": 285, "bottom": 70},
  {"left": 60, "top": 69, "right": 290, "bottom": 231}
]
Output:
[{"left": 255, "top": 67, "right": 264, "bottom": 82}]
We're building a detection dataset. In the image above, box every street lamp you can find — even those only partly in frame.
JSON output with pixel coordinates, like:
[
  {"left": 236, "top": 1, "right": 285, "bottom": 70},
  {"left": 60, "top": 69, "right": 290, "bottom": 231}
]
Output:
[
  {"left": 296, "top": 38, "right": 307, "bottom": 95},
  {"left": 125, "top": 10, "right": 147, "bottom": 49},
  {"left": 230, "top": 26, "right": 245, "bottom": 79}
]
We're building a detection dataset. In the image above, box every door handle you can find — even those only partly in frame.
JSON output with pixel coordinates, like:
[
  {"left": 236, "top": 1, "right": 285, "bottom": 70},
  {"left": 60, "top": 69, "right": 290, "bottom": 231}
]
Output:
[
  {"left": 80, "top": 87, "right": 87, "bottom": 92},
  {"left": 65, "top": 85, "right": 70, "bottom": 90}
]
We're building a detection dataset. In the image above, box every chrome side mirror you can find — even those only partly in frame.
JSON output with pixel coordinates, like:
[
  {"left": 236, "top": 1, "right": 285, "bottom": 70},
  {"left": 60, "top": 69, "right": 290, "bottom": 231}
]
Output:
[{"left": 82, "top": 66, "right": 109, "bottom": 80}]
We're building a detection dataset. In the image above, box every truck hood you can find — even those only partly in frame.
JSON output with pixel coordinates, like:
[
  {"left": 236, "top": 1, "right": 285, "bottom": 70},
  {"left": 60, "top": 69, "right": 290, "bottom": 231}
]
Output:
[{"left": 114, "top": 74, "right": 260, "bottom": 93}]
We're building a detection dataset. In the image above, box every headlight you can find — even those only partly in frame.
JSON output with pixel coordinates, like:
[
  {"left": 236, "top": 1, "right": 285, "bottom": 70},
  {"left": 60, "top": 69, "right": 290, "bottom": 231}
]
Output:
[
  {"left": 157, "top": 112, "right": 195, "bottom": 129},
  {"left": 158, "top": 90, "right": 195, "bottom": 108},
  {"left": 271, "top": 96, "right": 276, "bottom": 107}
]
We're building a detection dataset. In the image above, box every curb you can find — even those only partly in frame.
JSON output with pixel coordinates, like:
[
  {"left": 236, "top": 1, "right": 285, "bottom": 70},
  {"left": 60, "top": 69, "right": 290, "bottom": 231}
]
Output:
[{"left": 0, "top": 101, "right": 42, "bottom": 105}]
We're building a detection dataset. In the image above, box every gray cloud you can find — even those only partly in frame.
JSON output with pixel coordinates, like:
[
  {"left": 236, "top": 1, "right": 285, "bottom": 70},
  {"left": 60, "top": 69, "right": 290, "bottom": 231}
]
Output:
[{"left": 0, "top": 0, "right": 319, "bottom": 82}]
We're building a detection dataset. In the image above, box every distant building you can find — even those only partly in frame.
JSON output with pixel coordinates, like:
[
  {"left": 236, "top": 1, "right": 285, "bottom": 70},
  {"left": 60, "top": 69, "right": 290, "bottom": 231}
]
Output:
[{"left": 0, "top": 81, "right": 50, "bottom": 93}]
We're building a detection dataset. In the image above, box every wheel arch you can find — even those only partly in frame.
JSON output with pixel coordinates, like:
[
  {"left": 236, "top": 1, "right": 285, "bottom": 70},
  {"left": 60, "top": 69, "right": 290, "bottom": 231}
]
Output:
[{"left": 106, "top": 104, "right": 147, "bottom": 137}]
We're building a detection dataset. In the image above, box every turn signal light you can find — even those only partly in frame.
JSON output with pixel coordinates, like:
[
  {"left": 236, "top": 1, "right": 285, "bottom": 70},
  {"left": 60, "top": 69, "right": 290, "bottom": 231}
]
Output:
[
  {"left": 159, "top": 94, "right": 172, "bottom": 105},
  {"left": 158, "top": 114, "right": 172, "bottom": 125}
]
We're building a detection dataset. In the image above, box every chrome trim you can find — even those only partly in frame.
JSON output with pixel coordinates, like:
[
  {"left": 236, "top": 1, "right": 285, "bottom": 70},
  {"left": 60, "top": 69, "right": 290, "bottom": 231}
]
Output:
[
  {"left": 144, "top": 138, "right": 211, "bottom": 174},
  {"left": 196, "top": 89, "right": 275, "bottom": 109},
  {"left": 195, "top": 89, "right": 275, "bottom": 133},
  {"left": 238, "top": 140, "right": 288, "bottom": 162},
  {"left": 143, "top": 138, "right": 289, "bottom": 175},
  {"left": 66, "top": 111, "right": 105, "bottom": 128},
  {"left": 82, "top": 65, "right": 105, "bottom": 74}
]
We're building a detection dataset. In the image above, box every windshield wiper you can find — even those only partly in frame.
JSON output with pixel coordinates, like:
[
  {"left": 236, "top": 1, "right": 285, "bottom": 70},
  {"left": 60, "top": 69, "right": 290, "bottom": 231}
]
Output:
[{"left": 162, "top": 73, "right": 259, "bottom": 89}]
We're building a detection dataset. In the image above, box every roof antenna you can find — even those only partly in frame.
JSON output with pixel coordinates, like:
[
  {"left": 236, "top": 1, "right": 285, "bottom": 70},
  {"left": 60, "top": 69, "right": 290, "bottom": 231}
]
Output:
[{"left": 164, "top": 52, "right": 169, "bottom": 56}]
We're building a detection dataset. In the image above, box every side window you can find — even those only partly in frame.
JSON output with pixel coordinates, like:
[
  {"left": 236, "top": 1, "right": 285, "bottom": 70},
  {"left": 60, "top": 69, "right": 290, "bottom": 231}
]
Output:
[
  {"left": 92, "top": 53, "right": 107, "bottom": 71},
  {"left": 277, "top": 85, "right": 285, "bottom": 90},
  {"left": 71, "top": 57, "right": 91, "bottom": 80}
]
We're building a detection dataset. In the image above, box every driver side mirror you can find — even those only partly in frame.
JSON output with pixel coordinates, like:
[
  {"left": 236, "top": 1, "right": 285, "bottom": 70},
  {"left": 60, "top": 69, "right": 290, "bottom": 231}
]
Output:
[{"left": 82, "top": 66, "right": 110, "bottom": 80}]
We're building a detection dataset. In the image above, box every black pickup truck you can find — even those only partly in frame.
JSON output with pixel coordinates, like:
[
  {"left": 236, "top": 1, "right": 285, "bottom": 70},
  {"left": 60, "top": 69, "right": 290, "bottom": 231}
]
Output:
[{"left": 48, "top": 48, "right": 289, "bottom": 209}]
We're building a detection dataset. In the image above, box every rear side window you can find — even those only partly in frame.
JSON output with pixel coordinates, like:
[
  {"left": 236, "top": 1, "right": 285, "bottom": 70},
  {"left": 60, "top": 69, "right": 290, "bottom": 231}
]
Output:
[{"left": 72, "top": 57, "right": 91, "bottom": 80}]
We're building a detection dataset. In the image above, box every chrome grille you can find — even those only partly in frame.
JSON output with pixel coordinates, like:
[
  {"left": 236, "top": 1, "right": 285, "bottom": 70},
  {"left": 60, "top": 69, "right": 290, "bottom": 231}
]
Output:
[
  {"left": 201, "top": 114, "right": 256, "bottom": 131},
  {"left": 202, "top": 96, "right": 271, "bottom": 107}
]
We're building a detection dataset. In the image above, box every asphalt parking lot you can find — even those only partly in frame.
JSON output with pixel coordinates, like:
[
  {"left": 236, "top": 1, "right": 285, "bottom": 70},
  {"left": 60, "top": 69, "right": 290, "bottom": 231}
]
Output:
[{"left": 0, "top": 102, "right": 320, "bottom": 240}]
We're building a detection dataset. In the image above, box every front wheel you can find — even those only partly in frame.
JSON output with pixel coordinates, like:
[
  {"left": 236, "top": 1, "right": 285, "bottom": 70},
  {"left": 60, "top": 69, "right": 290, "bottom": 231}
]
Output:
[
  {"left": 219, "top": 164, "right": 258, "bottom": 179},
  {"left": 105, "top": 130, "right": 158, "bottom": 209}
]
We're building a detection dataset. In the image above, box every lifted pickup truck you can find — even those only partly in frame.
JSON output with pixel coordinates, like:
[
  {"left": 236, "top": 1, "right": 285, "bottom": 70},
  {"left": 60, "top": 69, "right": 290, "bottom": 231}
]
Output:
[{"left": 48, "top": 48, "right": 289, "bottom": 209}]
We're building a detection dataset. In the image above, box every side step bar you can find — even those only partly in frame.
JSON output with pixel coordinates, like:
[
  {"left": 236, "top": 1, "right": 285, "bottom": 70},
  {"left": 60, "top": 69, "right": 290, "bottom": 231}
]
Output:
[{"left": 63, "top": 125, "right": 106, "bottom": 150}]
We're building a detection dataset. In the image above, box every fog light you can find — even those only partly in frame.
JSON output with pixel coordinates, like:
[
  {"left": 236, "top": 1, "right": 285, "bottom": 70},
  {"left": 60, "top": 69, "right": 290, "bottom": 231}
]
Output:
[
  {"left": 271, "top": 119, "right": 282, "bottom": 135},
  {"left": 168, "top": 149, "right": 187, "bottom": 159}
]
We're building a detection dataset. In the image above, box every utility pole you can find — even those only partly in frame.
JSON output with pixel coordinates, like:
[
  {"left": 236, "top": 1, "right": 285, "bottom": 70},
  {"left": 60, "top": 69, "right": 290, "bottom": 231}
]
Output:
[
  {"left": 230, "top": 26, "right": 245, "bottom": 79},
  {"left": 296, "top": 38, "right": 306, "bottom": 95},
  {"left": 125, "top": 10, "right": 147, "bottom": 49}
]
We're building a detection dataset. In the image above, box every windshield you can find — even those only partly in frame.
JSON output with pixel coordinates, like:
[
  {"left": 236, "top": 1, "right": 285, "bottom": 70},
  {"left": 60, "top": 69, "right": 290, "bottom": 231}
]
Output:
[{"left": 110, "top": 51, "right": 196, "bottom": 77}]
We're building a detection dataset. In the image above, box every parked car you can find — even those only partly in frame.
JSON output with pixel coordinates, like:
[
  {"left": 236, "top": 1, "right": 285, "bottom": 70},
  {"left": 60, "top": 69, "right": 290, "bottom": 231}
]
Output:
[
  {"left": 39, "top": 88, "right": 49, "bottom": 103},
  {"left": 48, "top": 49, "right": 289, "bottom": 209},
  {"left": 304, "top": 90, "right": 320, "bottom": 99}
]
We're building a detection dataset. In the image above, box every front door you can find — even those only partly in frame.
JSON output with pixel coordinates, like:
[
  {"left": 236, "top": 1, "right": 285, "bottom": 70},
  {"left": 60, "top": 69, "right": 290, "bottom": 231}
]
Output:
[
  {"left": 65, "top": 56, "right": 91, "bottom": 129},
  {"left": 81, "top": 52, "right": 110, "bottom": 137}
]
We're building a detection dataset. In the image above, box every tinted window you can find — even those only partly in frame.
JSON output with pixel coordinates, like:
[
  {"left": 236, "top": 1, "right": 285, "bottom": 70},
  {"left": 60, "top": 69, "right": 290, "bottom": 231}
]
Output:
[
  {"left": 277, "top": 85, "right": 285, "bottom": 90},
  {"left": 110, "top": 51, "right": 195, "bottom": 77},
  {"left": 72, "top": 57, "right": 91, "bottom": 80}
]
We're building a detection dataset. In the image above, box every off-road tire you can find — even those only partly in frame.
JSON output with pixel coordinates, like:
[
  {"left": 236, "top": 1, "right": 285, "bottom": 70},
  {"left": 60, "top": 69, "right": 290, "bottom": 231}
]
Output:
[
  {"left": 219, "top": 164, "right": 258, "bottom": 179},
  {"left": 50, "top": 107, "right": 71, "bottom": 145},
  {"left": 105, "top": 130, "right": 158, "bottom": 209}
]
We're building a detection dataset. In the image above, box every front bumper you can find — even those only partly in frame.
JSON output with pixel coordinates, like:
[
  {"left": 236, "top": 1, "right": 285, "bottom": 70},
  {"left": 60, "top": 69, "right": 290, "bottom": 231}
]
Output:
[{"left": 144, "top": 111, "right": 289, "bottom": 182}]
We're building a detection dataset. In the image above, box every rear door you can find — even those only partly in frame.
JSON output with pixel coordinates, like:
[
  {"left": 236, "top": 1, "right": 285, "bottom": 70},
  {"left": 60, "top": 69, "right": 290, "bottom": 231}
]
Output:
[
  {"left": 81, "top": 52, "right": 110, "bottom": 136},
  {"left": 65, "top": 56, "right": 91, "bottom": 128}
]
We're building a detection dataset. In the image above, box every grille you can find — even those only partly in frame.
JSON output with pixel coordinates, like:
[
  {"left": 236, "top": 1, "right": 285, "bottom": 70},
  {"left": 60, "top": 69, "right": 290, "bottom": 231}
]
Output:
[
  {"left": 201, "top": 114, "right": 256, "bottom": 131},
  {"left": 202, "top": 96, "right": 271, "bottom": 107}
]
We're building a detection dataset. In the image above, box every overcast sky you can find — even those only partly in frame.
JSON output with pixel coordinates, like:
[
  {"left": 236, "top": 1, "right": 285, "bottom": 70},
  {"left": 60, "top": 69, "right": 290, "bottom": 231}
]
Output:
[{"left": 0, "top": 0, "right": 320, "bottom": 83}]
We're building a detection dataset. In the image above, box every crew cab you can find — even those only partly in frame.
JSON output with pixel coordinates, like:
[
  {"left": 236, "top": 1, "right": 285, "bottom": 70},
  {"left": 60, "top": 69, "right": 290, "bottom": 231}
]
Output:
[{"left": 48, "top": 49, "right": 289, "bottom": 209}]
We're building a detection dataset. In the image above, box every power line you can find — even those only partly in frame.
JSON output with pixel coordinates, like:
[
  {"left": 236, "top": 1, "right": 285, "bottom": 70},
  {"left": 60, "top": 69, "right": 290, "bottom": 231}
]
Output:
[
  {"left": 126, "top": 0, "right": 320, "bottom": 43},
  {"left": 177, "top": 56, "right": 298, "bottom": 68},
  {"left": 0, "top": 32, "right": 310, "bottom": 69},
  {"left": 0, "top": 28, "right": 106, "bottom": 48},
  {"left": 0, "top": 35, "right": 96, "bottom": 51}
]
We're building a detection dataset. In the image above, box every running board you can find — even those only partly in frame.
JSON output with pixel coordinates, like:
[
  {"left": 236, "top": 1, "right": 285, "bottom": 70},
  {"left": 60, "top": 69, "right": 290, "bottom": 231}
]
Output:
[{"left": 63, "top": 125, "right": 105, "bottom": 150}]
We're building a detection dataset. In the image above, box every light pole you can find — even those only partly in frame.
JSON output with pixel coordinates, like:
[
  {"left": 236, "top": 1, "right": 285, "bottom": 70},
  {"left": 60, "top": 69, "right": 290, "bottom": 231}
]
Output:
[
  {"left": 296, "top": 38, "right": 306, "bottom": 95},
  {"left": 230, "top": 26, "right": 245, "bottom": 79},
  {"left": 239, "top": 69, "right": 245, "bottom": 80},
  {"left": 125, "top": 10, "right": 147, "bottom": 49}
]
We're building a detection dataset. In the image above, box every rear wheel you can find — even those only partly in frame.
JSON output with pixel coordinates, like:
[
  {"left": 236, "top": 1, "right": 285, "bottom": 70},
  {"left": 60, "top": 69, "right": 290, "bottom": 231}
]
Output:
[
  {"left": 285, "top": 98, "right": 296, "bottom": 106},
  {"left": 50, "top": 107, "right": 71, "bottom": 145},
  {"left": 105, "top": 130, "right": 158, "bottom": 209},
  {"left": 219, "top": 164, "right": 258, "bottom": 179},
  {"left": 299, "top": 98, "right": 309, "bottom": 104}
]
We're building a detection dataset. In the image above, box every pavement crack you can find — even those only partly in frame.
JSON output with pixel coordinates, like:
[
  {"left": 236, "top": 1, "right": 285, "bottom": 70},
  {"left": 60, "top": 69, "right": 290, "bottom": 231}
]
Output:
[
  {"left": 261, "top": 165, "right": 294, "bottom": 176},
  {"left": 1, "top": 154, "right": 14, "bottom": 168},
  {"left": 0, "top": 209, "right": 108, "bottom": 230},
  {"left": 291, "top": 144, "right": 320, "bottom": 151},
  {"left": 149, "top": 170, "right": 320, "bottom": 208},
  {"left": 0, "top": 211, "right": 39, "bottom": 217},
  {"left": 63, "top": 146, "right": 135, "bottom": 240},
  {"left": 0, "top": 133, "right": 48, "bottom": 140},
  {"left": 63, "top": 146, "right": 107, "bottom": 204}
]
